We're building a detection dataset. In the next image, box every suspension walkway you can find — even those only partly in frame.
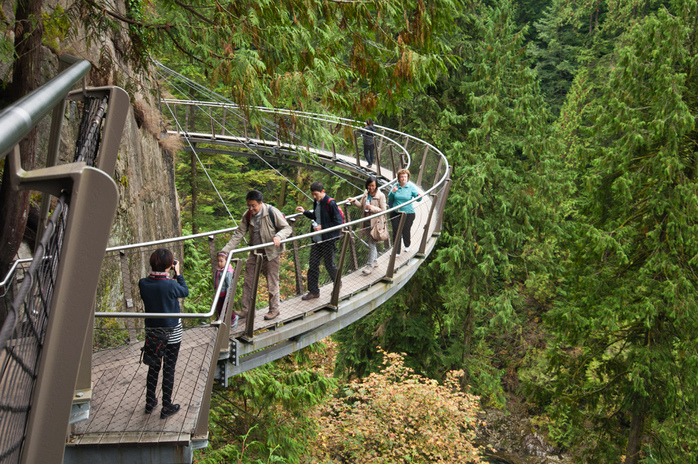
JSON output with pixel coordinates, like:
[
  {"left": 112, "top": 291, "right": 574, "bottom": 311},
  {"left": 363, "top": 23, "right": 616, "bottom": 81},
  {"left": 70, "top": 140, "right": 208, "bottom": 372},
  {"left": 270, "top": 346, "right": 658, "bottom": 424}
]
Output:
[{"left": 0, "top": 58, "right": 451, "bottom": 464}]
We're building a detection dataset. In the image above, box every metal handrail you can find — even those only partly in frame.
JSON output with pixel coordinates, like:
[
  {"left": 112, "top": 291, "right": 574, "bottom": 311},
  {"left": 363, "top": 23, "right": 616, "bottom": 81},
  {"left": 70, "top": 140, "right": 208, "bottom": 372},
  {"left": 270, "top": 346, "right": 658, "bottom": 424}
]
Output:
[
  {"left": 94, "top": 101, "right": 448, "bottom": 319},
  {"left": 0, "top": 58, "right": 91, "bottom": 159}
]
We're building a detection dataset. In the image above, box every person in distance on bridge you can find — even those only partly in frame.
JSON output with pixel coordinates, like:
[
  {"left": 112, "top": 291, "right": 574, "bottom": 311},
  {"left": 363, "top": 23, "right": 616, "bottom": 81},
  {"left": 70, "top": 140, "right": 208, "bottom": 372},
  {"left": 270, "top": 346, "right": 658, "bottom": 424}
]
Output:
[
  {"left": 388, "top": 169, "right": 423, "bottom": 257},
  {"left": 359, "top": 118, "right": 377, "bottom": 168},
  {"left": 140, "top": 248, "right": 188, "bottom": 419},
  {"left": 296, "top": 181, "right": 344, "bottom": 300},
  {"left": 347, "top": 176, "right": 387, "bottom": 275},
  {"left": 221, "top": 190, "right": 292, "bottom": 321}
]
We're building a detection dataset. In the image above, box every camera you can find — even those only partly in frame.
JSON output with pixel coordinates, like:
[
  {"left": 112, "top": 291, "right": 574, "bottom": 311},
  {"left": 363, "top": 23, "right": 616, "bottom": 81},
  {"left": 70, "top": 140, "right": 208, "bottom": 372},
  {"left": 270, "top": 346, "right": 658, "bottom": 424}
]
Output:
[{"left": 173, "top": 259, "right": 178, "bottom": 265}]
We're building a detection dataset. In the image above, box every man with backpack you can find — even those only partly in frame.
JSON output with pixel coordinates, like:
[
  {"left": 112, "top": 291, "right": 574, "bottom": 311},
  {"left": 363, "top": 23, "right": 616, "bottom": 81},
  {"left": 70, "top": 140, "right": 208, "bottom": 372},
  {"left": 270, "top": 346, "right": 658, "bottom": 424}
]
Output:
[
  {"left": 221, "top": 190, "right": 292, "bottom": 320},
  {"left": 295, "top": 181, "right": 344, "bottom": 300}
]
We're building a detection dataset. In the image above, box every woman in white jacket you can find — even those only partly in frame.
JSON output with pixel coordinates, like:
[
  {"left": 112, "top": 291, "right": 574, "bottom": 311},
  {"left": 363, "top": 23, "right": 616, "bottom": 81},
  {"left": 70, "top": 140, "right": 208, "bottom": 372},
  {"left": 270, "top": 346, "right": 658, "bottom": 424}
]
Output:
[{"left": 347, "top": 176, "right": 387, "bottom": 275}]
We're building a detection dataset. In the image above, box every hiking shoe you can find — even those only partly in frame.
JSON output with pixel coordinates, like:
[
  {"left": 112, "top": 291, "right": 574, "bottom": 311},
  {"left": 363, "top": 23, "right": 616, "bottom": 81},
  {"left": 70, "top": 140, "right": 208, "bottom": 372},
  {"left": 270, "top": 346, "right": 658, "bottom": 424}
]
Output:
[
  {"left": 372, "top": 260, "right": 379, "bottom": 268},
  {"left": 301, "top": 292, "right": 320, "bottom": 300},
  {"left": 361, "top": 266, "right": 373, "bottom": 275},
  {"left": 264, "top": 310, "right": 280, "bottom": 320},
  {"left": 145, "top": 401, "right": 157, "bottom": 414},
  {"left": 231, "top": 314, "right": 239, "bottom": 328},
  {"left": 234, "top": 310, "right": 249, "bottom": 318},
  {"left": 160, "top": 404, "right": 180, "bottom": 419}
]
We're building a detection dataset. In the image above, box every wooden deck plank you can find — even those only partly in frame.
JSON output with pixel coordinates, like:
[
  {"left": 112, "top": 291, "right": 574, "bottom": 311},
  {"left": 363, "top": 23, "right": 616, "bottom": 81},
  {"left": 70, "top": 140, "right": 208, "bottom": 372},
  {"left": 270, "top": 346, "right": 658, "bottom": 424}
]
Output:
[
  {"left": 72, "top": 364, "right": 123, "bottom": 434},
  {"left": 72, "top": 327, "right": 218, "bottom": 446}
]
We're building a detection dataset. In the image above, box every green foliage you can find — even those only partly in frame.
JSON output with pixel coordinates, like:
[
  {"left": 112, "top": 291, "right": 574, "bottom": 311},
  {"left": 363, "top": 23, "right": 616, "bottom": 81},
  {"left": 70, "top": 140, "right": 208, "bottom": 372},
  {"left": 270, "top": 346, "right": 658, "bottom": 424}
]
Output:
[
  {"left": 41, "top": 6, "right": 70, "bottom": 51},
  {"left": 530, "top": 1, "right": 698, "bottom": 461},
  {"left": 198, "top": 344, "right": 336, "bottom": 463},
  {"left": 89, "top": 0, "right": 463, "bottom": 116}
]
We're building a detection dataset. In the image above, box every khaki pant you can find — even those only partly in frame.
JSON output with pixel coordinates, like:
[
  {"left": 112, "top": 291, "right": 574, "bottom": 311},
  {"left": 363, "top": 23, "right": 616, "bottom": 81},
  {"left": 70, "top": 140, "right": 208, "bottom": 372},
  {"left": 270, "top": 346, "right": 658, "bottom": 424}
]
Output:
[{"left": 242, "top": 252, "right": 281, "bottom": 313}]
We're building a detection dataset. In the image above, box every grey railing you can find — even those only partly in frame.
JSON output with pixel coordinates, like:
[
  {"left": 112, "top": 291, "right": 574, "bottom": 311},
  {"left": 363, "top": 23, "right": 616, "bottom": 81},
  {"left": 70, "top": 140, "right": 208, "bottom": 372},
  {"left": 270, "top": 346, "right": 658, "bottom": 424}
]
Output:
[{"left": 0, "top": 55, "right": 128, "bottom": 464}]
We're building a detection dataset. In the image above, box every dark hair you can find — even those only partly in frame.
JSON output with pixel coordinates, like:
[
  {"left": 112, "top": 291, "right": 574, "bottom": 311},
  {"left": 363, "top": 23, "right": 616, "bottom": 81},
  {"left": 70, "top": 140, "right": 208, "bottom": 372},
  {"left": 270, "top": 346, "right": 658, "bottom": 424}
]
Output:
[
  {"left": 365, "top": 176, "right": 377, "bottom": 190},
  {"left": 150, "top": 248, "right": 174, "bottom": 272},
  {"left": 367, "top": 118, "right": 373, "bottom": 125},
  {"left": 217, "top": 251, "right": 227, "bottom": 258},
  {"left": 246, "top": 190, "right": 264, "bottom": 203},
  {"left": 310, "top": 181, "right": 324, "bottom": 193}
]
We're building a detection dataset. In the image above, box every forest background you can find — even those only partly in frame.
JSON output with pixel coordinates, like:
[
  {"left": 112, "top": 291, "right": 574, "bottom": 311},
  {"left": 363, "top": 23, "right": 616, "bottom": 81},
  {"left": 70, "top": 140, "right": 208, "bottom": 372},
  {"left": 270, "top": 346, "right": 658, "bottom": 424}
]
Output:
[{"left": 2, "top": 0, "right": 698, "bottom": 463}]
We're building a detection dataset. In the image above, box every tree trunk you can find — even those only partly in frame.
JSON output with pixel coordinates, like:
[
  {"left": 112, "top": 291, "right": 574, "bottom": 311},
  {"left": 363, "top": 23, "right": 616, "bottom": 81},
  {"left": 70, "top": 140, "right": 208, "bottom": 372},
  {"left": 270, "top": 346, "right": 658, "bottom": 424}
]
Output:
[
  {"left": 625, "top": 408, "right": 645, "bottom": 464},
  {"left": 0, "top": 0, "right": 44, "bottom": 324}
]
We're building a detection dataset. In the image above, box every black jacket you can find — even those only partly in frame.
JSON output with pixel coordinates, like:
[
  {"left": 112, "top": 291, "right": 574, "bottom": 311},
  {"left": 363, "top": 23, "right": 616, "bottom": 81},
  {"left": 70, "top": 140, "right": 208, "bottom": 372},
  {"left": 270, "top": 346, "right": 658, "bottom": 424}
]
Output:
[
  {"left": 303, "top": 194, "right": 343, "bottom": 241},
  {"left": 139, "top": 273, "right": 189, "bottom": 328}
]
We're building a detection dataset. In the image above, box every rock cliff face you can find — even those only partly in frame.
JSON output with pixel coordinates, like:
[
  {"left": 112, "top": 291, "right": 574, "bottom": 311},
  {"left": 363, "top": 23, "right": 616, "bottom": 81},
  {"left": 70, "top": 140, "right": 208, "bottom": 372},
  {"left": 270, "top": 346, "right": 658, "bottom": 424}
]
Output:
[
  {"left": 56, "top": 0, "right": 183, "bottom": 247},
  {"left": 3, "top": 0, "right": 183, "bottom": 320}
]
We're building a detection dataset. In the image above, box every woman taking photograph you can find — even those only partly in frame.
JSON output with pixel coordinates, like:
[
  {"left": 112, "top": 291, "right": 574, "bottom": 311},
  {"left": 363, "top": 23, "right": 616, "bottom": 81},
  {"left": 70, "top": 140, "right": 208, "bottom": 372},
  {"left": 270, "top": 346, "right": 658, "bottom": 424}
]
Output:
[
  {"left": 139, "top": 248, "right": 188, "bottom": 419},
  {"left": 388, "top": 169, "right": 422, "bottom": 256},
  {"left": 347, "top": 176, "right": 387, "bottom": 275}
]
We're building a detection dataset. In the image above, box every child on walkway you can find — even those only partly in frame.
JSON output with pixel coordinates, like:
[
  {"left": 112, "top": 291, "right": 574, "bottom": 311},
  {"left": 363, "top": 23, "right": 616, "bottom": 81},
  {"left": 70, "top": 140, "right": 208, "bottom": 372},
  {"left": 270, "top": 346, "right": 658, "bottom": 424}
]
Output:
[{"left": 214, "top": 252, "right": 238, "bottom": 327}]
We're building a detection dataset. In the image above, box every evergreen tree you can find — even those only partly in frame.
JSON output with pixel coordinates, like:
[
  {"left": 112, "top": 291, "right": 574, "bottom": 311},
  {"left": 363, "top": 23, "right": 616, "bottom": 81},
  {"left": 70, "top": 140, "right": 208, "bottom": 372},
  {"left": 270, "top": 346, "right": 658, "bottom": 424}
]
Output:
[{"left": 538, "top": 1, "right": 698, "bottom": 461}]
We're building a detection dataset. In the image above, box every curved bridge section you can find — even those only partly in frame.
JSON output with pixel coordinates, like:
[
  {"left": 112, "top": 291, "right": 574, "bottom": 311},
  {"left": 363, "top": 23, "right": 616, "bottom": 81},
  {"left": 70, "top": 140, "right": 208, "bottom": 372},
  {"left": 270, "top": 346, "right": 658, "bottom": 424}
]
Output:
[{"left": 0, "top": 62, "right": 451, "bottom": 464}]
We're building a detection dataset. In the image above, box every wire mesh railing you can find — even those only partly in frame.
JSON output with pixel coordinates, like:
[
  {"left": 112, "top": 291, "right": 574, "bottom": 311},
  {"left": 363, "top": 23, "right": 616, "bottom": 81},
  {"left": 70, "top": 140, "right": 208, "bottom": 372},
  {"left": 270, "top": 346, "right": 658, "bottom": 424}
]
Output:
[{"left": 0, "top": 194, "right": 68, "bottom": 463}]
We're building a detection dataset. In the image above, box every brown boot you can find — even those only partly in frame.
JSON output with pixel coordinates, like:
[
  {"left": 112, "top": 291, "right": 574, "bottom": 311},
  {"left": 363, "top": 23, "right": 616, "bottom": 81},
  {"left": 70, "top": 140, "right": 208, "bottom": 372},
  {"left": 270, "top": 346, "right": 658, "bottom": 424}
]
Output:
[
  {"left": 234, "top": 310, "right": 249, "bottom": 318},
  {"left": 264, "top": 310, "right": 279, "bottom": 320}
]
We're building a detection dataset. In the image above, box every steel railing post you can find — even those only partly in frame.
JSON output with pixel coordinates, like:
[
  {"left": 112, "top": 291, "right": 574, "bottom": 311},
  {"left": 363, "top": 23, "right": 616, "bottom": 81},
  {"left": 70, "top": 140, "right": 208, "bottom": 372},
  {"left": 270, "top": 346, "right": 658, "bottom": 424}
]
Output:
[
  {"left": 434, "top": 167, "right": 453, "bottom": 236},
  {"left": 416, "top": 146, "right": 429, "bottom": 186},
  {"left": 343, "top": 206, "right": 359, "bottom": 272},
  {"left": 119, "top": 250, "right": 139, "bottom": 343},
  {"left": 416, "top": 194, "right": 438, "bottom": 258},
  {"left": 353, "top": 129, "right": 361, "bottom": 166},
  {"left": 330, "top": 230, "right": 351, "bottom": 309},
  {"left": 290, "top": 219, "right": 305, "bottom": 296},
  {"left": 218, "top": 258, "right": 242, "bottom": 356},
  {"left": 384, "top": 212, "right": 407, "bottom": 282}
]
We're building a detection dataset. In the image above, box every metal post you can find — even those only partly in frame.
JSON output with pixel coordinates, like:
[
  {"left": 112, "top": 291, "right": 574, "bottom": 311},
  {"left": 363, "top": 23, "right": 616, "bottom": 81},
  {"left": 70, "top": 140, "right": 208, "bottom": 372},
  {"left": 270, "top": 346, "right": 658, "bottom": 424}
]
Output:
[
  {"left": 332, "top": 141, "right": 337, "bottom": 161},
  {"left": 384, "top": 212, "right": 407, "bottom": 282},
  {"left": 208, "top": 235, "right": 218, "bottom": 282},
  {"left": 290, "top": 219, "right": 304, "bottom": 296},
  {"left": 19, "top": 158, "right": 118, "bottom": 464},
  {"left": 330, "top": 230, "right": 351, "bottom": 309},
  {"left": 433, "top": 156, "right": 444, "bottom": 189},
  {"left": 389, "top": 145, "right": 397, "bottom": 177},
  {"left": 222, "top": 107, "right": 226, "bottom": 136},
  {"left": 36, "top": 100, "right": 66, "bottom": 248},
  {"left": 416, "top": 146, "right": 429, "bottom": 186},
  {"left": 119, "top": 250, "right": 138, "bottom": 343},
  {"left": 241, "top": 253, "right": 263, "bottom": 342},
  {"left": 193, "top": 308, "right": 230, "bottom": 441},
  {"left": 416, "top": 194, "right": 438, "bottom": 258},
  {"left": 218, "top": 258, "right": 242, "bottom": 354},
  {"left": 375, "top": 142, "right": 382, "bottom": 178},
  {"left": 344, "top": 206, "right": 359, "bottom": 271},
  {"left": 434, "top": 167, "right": 453, "bottom": 236},
  {"left": 353, "top": 130, "right": 361, "bottom": 166},
  {"left": 210, "top": 109, "right": 216, "bottom": 140}
]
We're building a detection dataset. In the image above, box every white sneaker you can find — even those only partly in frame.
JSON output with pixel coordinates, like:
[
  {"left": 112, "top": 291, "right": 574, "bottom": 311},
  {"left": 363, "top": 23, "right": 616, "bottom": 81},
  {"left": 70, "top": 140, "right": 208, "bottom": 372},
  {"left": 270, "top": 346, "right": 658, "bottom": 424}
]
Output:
[
  {"left": 361, "top": 266, "right": 373, "bottom": 275},
  {"left": 372, "top": 260, "right": 379, "bottom": 268},
  {"left": 404, "top": 247, "right": 410, "bottom": 253}
]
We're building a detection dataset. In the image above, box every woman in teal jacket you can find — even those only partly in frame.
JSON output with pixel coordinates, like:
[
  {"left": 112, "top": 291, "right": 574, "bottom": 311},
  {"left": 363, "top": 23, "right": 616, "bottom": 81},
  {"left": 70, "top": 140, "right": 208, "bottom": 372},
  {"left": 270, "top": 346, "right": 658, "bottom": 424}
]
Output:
[{"left": 388, "top": 169, "right": 422, "bottom": 256}]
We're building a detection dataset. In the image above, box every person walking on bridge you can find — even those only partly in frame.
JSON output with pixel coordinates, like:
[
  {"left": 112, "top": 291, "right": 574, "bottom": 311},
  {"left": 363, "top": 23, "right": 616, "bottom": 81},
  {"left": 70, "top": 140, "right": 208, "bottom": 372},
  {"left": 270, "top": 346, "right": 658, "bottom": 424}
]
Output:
[
  {"left": 221, "top": 190, "right": 292, "bottom": 321},
  {"left": 359, "top": 118, "right": 377, "bottom": 168},
  {"left": 296, "top": 181, "right": 344, "bottom": 300},
  {"left": 140, "top": 248, "right": 188, "bottom": 419},
  {"left": 347, "top": 176, "right": 387, "bottom": 275}
]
